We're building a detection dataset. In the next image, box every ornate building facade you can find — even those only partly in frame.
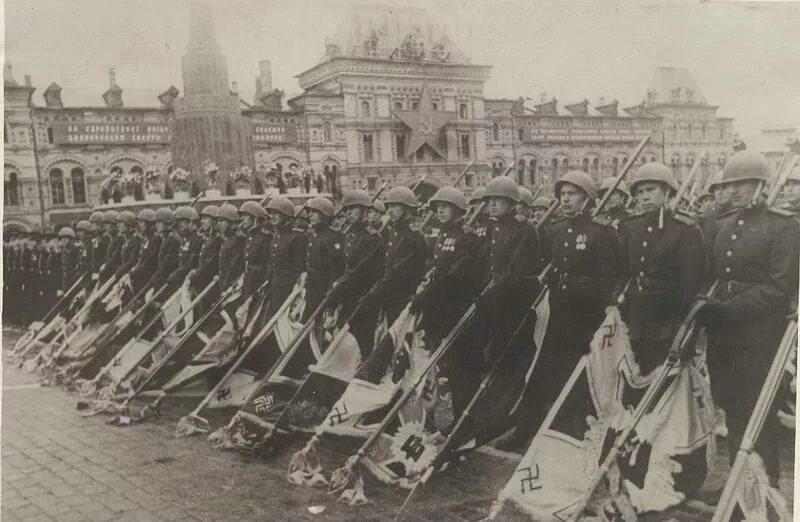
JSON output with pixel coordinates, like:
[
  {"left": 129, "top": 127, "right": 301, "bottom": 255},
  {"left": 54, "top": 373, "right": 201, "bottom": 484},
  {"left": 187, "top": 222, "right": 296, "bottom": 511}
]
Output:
[{"left": 4, "top": 5, "right": 734, "bottom": 232}]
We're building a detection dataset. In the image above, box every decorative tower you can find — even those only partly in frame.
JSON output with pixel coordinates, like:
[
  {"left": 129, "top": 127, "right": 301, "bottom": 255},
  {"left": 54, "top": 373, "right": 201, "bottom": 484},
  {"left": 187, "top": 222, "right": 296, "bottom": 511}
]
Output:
[{"left": 171, "top": 3, "right": 252, "bottom": 174}]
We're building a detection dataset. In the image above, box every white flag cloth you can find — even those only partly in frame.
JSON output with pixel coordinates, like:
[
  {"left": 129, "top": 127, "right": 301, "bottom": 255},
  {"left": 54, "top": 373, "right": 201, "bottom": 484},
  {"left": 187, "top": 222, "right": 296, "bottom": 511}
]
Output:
[{"left": 496, "top": 306, "right": 716, "bottom": 521}]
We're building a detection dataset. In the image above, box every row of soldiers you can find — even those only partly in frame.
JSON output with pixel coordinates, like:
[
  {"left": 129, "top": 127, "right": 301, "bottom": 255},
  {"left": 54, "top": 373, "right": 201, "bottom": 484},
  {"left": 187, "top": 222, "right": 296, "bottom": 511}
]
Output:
[{"left": 7, "top": 150, "right": 800, "bottom": 490}]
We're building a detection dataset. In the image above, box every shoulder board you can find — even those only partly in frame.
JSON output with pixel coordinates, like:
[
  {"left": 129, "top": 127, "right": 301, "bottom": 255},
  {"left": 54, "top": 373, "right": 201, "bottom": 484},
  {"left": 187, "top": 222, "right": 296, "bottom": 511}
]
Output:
[
  {"left": 592, "top": 215, "right": 613, "bottom": 227},
  {"left": 621, "top": 212, "right": 644, "bottom": 223},
  {"left": 717, "top": 207, "right": 739, "bottom": 219},
  {"left": 767, "top": 206, "right": 794, "bottom": 218},
  {"left": 671, "top": 211, "right": 697, "bottom": 226}
]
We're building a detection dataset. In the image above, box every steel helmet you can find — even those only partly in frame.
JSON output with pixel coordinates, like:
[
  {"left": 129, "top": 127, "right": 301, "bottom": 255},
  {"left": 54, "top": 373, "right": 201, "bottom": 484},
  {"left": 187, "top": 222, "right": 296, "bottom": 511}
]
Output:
[
  {"left": 155, "top": 207, "right": 175, "bottom": 223},
  {"left": 555, "top": 170, "right": 598, "bottom": 200},
  {"left": 137, "top": 208, "right": 156, "bottom": 223},
  {"left": 102, "top": 210, "right": 119, "bottom": 223},
  {"left": 719, "top": 151, "right": 771, "bottom": 186},
  {"left": 429, "top": 186, "right": 468, "bottom": 212},
  {"left": 469, "top": 187, "right": 486, "bottom": 205},
  {"left": 384, "top": 186, "right": 419, "bottom": 208},
  {"left": 265, "top": 196, "right": 295, "bottom": 217},
  {"left": 307, "top": 197, "right": 335, "bottom": 218},
  {"left": 174, "top": 206, "right": 199, "bottom": 221},
  {"left": 598, "top": 176, "right": 631, "bottom": 200},
  {"left": 89, "top": 211, "right": 104, "bottom": 223},
  {"left": 58, "top": 227, "right": 76, "bottom": 238},
  {"left": 341, "top": 189, "right": 372, "bottom": 209},
  {"left": 239, "top": 200, "right": 267, "bottom": 218},
  {"left": 532, "top": 196, "right": 553, "bottom": 209},
  {"left": 697, "top": 190, "right": 715, "bottom": 202},
  {"left": 707, "top": 171, "right": 725, "bottom": 191},
  {"left": 217, "top": 203, "right": 241, "bottom": 222},
  {"left": 372, "top": 200, "right": 386, "bottom": 213},
  {"left": 76, "top": 220, "right": 93, "bottom": 232},
  {"left": 630, "top": 162, "right": 678, "bottom": 194},
  {"left": 117, "top": 210, "right": 137, "bottom": 226},
  {"left": 201, "top": 205, "right": 220, "bottom": 219},
  {"left": 517, "top": 187, "right": 535, "bottom": 207},
  {"left": 483, "top": 176, "right": 520, "bottom": 202}
]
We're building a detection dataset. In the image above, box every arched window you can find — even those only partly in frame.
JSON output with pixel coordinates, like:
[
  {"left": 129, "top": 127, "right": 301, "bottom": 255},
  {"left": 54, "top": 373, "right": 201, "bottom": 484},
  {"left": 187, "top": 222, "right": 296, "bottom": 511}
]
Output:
[
  {"left": 71, "top": 167, "right": 86, "bottom": 204},
  {"left": 582, "top": 158, "right": 590, "bottom": 173},
  {"left": 110, "top": 165, "right": 123, "bottom": 176},
  {"left": 4, "top": 170, "right": 20, "bottom": 206},
  {"left": 528, "top": 159, "right": 538, "bottom": 185},
  {"left": 394, "top": 101, "right": 403, "bottom": 112},
  {"left": 49, "top": 168, "right": 66, "bottom": 206},
  {"left": 363, "top": 134, "right": 374, "bottom": 162},
  {"left": 517, "top": 160, "right": 526, "bottom": 185},
  {"left": 360, "top": 100, "right": 371, "bottom": 118},
  {"left": 459, "top": 103, "right": 468, "bottom": 119},
  {"left": 551, "top": 158, "right": 559, "bottom": 179},
  {"left": 592, "top": 157, "right": 600, "bottom": 178},
  {"left": 396, "top": 134, "right": 406, "bottom": 159},
  {"left": 560, "top": 158, "right": 569, "bottom": 175},
  {"left": 612, "top": 157, "right": 619, "bottom": 176},
  {"left": 323, "top": 122, "right": 333, "bottom": 142},
  {"left": 492, "top": 123, "right": 500, "bottom": 142}
]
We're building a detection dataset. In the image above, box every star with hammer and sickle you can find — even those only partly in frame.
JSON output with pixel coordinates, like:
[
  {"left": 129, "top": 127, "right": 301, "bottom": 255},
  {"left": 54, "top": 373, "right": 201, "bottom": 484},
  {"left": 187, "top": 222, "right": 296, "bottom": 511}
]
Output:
[{"left": 394, "top": 83, "right": 455, "bottom": 160}]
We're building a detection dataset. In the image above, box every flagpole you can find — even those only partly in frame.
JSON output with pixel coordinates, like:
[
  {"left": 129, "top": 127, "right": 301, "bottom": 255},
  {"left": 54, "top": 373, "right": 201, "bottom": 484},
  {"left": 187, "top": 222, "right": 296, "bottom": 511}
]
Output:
[{"left": 711, "top": 318, "right": 797, "bottom": 522}]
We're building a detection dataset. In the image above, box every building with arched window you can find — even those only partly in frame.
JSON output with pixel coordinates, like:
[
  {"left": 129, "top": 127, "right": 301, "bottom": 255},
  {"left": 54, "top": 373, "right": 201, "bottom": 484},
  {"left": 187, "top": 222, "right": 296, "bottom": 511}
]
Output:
[{"left": 4, "top": 7, "right": 735, "bottom": 232}]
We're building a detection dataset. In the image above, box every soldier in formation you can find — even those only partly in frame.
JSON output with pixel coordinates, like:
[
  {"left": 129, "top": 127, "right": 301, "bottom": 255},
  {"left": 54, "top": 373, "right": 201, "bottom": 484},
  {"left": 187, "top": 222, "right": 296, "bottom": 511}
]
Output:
[{"left": 7, "top": 148, "right": 798, "bottom": 491}]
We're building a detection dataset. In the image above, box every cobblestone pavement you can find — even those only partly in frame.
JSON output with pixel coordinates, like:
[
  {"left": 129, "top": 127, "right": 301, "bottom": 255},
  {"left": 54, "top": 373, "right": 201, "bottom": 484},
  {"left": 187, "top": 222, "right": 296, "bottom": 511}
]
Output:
[{"left": 2, "top": 328, "right": 795, "bottom": 521}]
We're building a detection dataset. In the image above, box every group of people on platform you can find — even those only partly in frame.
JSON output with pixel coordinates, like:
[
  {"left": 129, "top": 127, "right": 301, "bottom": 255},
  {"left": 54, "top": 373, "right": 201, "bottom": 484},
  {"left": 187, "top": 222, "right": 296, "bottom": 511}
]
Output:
[{"left": 5, "top": 150, "right": 799, "bottom": 490}]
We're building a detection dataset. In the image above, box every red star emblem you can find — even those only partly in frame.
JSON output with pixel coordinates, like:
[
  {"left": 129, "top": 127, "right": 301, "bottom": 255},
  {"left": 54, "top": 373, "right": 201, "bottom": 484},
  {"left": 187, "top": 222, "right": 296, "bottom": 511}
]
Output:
[{"left": 394, "top": 83, "right": 454, "bottom": 160}]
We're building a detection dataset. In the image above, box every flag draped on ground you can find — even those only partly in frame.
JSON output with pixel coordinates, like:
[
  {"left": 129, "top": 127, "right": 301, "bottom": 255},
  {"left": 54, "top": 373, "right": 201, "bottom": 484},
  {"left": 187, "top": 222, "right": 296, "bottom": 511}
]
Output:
[
  {"left": 493, "top": 306, "right": 716, "bottom": 521},
  {"left": 207, "top": 288, "right": 331, "bottom": 449},
  {"left": 156, "top": 286, "right": 297, "bottom": 403}
]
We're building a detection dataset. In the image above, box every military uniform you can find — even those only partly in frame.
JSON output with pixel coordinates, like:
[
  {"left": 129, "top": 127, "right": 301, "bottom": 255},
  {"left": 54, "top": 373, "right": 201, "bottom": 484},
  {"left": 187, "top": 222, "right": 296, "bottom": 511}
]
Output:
[
  {"left": 91, "top": 233, "right": 109, "bottom": 287},
  {"left": 217, "top": 230, "right": 245, "bottom": 290},
  {"left": 616, "top": 208, "right": 706, "bottom": 373},
  {"left": 188, "top": 228, "right": 223, "bottom": 293},
  {"left": 46, "top": 244, "right": 64, "bottom": 309},
  {"left": 130, "top": 231, "right": 162, "bottom": 293},
  {"left": 62, "top": 240, "right": 84, "bottom": 293},
  {"left": 413, "top": 218, "right": 481, "bottom": 423},
  {"left": 265, "top": 222, "right": 308, "bottom": 319},
  {"left": 114, "top": 231, "right": 142, "bottom": 280},
  {"left": 164, "top": 231, "right": 205, "bottom": 295},
  {"left": 534, "top": 213, "right": 618, "bottom": 403},
  {"left": 302, "top": 223, "right": 344, "bottom": 321},
  {"left": 363, "top": 221, "right": 429, "bottom": 324},
  {"left": 99, "top": 231, "right": 123, "bottom": 282},
  {"left": 704, "top": 203, "right": 800, "bottom": 480},
  {"left": 595, "top": 205, "right": 630, "bottom": 233},
  {"left": 242, "top": 225, "right": 271, "bottom": 299},
  {"left": 148, "top": 230, "right": 181, "bottom": 294},
  {"left": 328, "top": 220, "right": 384, "bottom": 355}
]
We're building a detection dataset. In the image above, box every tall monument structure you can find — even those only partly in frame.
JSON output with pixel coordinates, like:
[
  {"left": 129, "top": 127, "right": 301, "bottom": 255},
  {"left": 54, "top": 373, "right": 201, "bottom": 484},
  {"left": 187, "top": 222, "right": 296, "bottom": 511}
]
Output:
[{"left": 171, "top": 4, "right": 252, "bottom": 174}]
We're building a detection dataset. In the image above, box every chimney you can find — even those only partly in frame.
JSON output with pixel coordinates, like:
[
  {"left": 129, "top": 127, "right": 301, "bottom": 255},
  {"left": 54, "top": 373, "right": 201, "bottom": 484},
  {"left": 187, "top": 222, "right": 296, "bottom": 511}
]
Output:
[
  {"left": 231, "top": 81, "right": 239, "bottom": 95},
  {"left": 44, "top": 82, "right": 64, "bottom": 108},
  {"left": 540, "top": 91, "right": 547, "bottom": 102},
  {"left": 254, "top": 77, "right": 263, "bottom": 105},
  {"left": 157, "top": 85, "right": 179, "bottom": 109},
  {"left": 4, "top": 62, "right": 17, "bottom": 86},
  {"left": 24, "top": 75, "right": 32, "bottom": 87},
  {"left": 102, "top": 67, "right": 124, "bottom": 108},
  {"left": 259, "top": 60, "right": 272, "bottom": 93}
]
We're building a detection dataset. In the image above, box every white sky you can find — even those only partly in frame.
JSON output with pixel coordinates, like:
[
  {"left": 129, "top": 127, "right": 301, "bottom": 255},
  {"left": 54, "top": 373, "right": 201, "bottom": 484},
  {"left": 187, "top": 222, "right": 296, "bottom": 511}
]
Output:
[{"left": 4, "top": 0, "right": 800, "bottom": 136}]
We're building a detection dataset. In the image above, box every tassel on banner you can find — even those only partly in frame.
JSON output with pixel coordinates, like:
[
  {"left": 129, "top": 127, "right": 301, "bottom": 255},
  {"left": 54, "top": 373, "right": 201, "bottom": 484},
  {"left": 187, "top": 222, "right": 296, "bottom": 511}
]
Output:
[{"left": 287, "top": 436, "right": 329, "bottom": 488}]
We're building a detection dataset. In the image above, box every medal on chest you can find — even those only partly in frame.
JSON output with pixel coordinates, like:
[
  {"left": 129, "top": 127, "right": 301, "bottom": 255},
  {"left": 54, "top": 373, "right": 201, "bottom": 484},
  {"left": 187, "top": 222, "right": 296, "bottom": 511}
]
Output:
[
  {"left": 575, "top": 234, "right": 587, "bottom": 251},
  {"left": 440, "top": 237, "right": 456, "bottom": 253}
]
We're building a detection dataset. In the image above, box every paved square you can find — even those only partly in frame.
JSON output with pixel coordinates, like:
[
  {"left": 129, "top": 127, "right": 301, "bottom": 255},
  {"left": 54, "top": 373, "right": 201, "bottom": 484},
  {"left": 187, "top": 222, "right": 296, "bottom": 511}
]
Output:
[{"left": 2, "top": 328, "right": 794, "bottom": 521}]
